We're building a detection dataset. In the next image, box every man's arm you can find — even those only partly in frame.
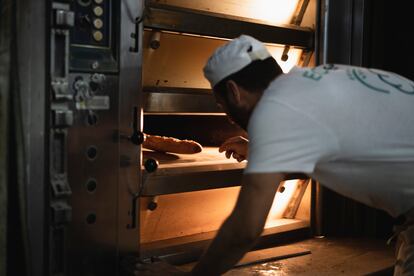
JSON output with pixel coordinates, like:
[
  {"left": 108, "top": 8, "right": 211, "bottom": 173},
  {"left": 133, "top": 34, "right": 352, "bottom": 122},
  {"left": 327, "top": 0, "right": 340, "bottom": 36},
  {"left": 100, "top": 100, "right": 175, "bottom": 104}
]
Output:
[{"left": 191, "top": 172, "right": 285, "bottom": 275}]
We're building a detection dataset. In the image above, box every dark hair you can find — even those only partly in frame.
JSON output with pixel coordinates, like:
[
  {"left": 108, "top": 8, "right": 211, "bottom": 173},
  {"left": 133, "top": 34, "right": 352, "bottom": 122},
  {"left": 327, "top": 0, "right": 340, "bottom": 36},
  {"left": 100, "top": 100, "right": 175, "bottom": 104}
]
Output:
[{"left": 213, "top": 57, "right": 282, "bottom": 95}]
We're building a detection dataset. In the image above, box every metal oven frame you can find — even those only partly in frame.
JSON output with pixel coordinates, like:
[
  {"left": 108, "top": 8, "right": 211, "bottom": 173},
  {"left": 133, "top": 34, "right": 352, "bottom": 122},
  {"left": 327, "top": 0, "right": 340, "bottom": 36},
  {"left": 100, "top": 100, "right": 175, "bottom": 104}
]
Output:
[{"left": 7, "top": 0, "right": 374, "bottom": 275}]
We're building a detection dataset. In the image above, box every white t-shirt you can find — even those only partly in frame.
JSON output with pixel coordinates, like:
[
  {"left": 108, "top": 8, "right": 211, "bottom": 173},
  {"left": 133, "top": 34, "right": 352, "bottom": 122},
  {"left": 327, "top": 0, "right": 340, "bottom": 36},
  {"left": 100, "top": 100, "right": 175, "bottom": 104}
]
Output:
[{"left": 245, "top": 64, "right": 414, "bottom": 217}]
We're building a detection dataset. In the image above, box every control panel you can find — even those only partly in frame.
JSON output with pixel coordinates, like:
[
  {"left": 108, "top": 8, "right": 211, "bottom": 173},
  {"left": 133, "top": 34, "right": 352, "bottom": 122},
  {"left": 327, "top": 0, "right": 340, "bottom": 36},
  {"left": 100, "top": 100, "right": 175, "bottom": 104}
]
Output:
[
  {"left": 49, "top": 0, "right": 142, "bottom": 274},
  {"left": 63, "top": 0, "right": 121, "bottom": 274},
  {"left": 70, "top": 0, "right": 118, "bottom": 72},
  {"left": 71, "top": 0, "right": 111, "bottom": 47}
]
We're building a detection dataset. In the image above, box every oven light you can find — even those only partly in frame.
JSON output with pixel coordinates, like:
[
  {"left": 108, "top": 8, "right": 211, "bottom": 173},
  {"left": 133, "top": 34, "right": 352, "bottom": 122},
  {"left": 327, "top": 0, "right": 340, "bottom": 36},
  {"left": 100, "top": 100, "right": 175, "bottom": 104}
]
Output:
[
  {"left": 250, "top": 0, "right": 300, "bottom": 25},
  {"left": 265, "top": 179, "right": 300, "bottom": 228}
]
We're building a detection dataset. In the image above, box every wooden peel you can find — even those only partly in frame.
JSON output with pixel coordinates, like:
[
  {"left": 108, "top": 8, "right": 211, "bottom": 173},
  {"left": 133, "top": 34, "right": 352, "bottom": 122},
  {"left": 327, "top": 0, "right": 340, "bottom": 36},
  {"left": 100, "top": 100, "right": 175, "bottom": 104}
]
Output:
[{"left": 143, "top": 134, "right": 203, "bottom": 154}]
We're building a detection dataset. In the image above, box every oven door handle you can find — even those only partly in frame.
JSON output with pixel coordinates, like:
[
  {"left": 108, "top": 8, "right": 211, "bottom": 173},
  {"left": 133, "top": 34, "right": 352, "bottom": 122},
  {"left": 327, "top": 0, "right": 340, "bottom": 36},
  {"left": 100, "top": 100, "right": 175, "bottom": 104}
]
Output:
[
  {"left": 129, "top": 16, "right": 142, "bottom": 53},
  {"left": 120, "top": 106, "right": 144, "bottom": 145},
  {"left": 131, "top": 106, "right": 144, "bottom": 145}
]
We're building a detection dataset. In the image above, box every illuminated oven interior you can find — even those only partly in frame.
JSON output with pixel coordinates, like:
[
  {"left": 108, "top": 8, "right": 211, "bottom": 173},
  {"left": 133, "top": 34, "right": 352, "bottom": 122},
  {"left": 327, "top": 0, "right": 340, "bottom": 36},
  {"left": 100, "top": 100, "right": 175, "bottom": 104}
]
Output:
[{"left": 140, "top": 0, "right": 316, "bottom": 252}]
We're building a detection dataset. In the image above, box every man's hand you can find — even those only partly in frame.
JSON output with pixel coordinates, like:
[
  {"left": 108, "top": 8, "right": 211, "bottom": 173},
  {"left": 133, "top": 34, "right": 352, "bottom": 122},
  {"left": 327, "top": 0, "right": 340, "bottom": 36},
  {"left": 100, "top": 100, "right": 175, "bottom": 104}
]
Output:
[{"left": 219, "top": 136, "right": 248, "bottom": 162}]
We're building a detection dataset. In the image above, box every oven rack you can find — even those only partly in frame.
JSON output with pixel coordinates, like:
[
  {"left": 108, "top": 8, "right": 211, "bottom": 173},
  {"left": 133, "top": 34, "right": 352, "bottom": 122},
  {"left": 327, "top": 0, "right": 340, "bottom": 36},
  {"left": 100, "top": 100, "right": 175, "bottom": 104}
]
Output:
[
  {"left": 144, "top": 2, "right": 314, "bottom": 48},
  {"left": 140, "top": 147, "right": 244, "bottom": 196},
  {"left": 140, "top": 148, "right": 307, "bottom": 196}
]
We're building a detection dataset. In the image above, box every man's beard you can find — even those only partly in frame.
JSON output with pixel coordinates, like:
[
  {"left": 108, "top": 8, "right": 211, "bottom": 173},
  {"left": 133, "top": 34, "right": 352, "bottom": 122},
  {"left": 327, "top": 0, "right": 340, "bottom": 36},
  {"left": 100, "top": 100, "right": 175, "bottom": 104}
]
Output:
[{"left": 226, "top": 103, "right": 253, "bottom": 131}]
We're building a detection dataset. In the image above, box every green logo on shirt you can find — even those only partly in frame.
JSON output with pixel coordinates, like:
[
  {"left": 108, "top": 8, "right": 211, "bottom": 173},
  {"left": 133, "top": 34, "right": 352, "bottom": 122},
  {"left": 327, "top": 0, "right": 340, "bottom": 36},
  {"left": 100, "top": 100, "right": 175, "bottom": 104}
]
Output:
[
  {"left": 302, "top": 64, "right": 414, "bottom": 95},
  {"left": 348, "top": 68, "right": 414, "bottom": 95},
  {"left": 302, "top": 64, "right": 338, "bottom": 81}
]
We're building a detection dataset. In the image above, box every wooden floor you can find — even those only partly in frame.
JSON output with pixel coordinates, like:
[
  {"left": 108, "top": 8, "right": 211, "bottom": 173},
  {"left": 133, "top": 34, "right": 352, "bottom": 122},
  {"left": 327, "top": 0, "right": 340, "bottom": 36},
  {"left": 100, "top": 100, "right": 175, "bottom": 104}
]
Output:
[{"left": 181, "top": 237, "right": 396, "bottom": 275}]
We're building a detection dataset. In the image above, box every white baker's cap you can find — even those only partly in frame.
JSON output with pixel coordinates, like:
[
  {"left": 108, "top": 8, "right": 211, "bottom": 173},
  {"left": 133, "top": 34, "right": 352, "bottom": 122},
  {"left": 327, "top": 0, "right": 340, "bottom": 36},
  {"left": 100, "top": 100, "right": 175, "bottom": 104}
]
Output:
[{"left": 203, "top": 35, "right": 272, "bottom": 87}]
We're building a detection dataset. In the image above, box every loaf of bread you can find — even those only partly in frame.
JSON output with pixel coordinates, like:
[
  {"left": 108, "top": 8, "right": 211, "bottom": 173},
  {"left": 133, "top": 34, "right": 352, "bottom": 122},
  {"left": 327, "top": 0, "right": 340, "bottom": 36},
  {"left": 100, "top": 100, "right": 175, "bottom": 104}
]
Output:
[{"left": 143, "top": 134, "right": 203, "bottom": 154}]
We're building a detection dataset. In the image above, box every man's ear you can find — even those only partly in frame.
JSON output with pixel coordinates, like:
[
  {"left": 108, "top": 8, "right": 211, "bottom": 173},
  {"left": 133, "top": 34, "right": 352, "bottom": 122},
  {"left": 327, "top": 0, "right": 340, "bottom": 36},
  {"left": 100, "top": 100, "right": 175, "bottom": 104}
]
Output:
[{"left": 225, "top": 80, "right": 242, "bottom": 104}]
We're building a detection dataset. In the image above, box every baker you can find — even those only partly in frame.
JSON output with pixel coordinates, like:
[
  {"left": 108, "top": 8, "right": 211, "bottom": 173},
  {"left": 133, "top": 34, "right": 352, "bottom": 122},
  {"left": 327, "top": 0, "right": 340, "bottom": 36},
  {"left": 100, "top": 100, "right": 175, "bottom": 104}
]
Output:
[{"left": 137, "top": 35, "right": 414, "bottom": 275}]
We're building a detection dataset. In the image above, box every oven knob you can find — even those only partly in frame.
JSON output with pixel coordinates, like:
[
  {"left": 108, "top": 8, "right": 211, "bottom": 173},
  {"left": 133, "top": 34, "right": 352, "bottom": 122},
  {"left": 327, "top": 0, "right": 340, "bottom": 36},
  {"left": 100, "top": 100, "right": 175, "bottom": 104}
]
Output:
[
  {"left": 93, "top": 18, "right": 103, "bottom": 29},
  {"left": 119, "top": 131, "right": 144, "bottom": 145},
  {"left": 144, "top": 158, "right": 159, "bottom": 173},
  {"left": 93, "top": 6, "right": 104, "bottom": 17},
  {"left": 73, "top": 77, "right": 91, "bottom": 102},
  {"left": 147, "top": 201, "right": 157, "bottom": 211},
  {"left": 147, "top": 197, "right": 158, "bottom": 211},
  {"left": 93, "top": 30, "right": 103, "bottom": 42},
  {"left": 130, "top": 131, "right": 144, "bottom": 145},
  {"left": 89, "top": 73, "right": 105, "bottom": 91}
]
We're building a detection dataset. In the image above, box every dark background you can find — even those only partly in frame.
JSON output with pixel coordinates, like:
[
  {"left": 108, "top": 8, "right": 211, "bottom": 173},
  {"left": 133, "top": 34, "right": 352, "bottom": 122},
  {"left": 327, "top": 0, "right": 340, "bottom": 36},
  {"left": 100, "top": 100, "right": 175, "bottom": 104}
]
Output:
[{"left": 321, "top": 0, "right": 413, "bottom": 238}]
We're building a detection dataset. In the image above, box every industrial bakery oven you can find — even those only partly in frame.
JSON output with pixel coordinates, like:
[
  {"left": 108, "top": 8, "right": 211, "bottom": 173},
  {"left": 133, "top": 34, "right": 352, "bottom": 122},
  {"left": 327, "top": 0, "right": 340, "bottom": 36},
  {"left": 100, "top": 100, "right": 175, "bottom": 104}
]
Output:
[
  {"left": 9, "top": 0, "right": 398, "bottom": 275},
  {"left": 47, "top": 0, "right": 316, "bottom": 275}
]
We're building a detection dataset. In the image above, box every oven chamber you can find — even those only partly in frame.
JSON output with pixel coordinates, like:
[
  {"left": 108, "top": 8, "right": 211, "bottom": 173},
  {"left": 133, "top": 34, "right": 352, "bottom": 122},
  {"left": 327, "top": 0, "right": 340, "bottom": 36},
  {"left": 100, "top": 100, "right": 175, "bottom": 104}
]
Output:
[{"left": 137, "top": 0, "right": 317, "bottom": 265}]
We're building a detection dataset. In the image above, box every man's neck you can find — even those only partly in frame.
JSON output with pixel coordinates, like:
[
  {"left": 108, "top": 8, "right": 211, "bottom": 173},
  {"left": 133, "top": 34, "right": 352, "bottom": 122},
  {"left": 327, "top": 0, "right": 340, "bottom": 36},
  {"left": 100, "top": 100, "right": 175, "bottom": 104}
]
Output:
[{"left": 246, "top": 90, "right": 264, "bottom": 111}]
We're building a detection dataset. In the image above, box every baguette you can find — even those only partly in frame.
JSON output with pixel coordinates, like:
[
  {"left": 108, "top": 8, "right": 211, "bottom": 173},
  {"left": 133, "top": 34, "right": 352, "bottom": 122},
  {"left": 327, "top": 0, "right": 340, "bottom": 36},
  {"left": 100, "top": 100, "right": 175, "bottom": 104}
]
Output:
[{"left": 143, "top": 134, "right": 203, "bottom": 154}]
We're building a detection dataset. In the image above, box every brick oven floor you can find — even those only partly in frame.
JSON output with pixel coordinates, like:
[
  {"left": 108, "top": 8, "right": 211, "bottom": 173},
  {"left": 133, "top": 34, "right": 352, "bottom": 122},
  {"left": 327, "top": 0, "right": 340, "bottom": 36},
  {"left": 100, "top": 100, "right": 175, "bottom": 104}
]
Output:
[{"left": 180, "top": 237, "right": 396, "bottom": 275}]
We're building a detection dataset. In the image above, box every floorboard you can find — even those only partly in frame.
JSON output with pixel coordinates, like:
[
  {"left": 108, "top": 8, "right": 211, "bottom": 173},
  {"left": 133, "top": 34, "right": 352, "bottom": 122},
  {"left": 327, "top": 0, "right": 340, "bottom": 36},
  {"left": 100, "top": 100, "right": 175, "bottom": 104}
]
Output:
[{"left": 179, "top": 237, "right": 395, "bottom": 275}]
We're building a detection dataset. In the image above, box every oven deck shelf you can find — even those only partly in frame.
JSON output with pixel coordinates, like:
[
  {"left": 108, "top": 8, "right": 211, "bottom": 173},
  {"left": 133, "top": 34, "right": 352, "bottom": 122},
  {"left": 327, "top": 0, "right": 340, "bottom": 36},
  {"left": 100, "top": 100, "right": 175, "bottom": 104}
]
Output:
[
  {"left": 140, "top": 219, "right": 311, "bottom": 262},
  {"left": 141, "top": 147, "right": 245, "bottom": 196},
  {"left": 144, "top": 2, "right": 314, "bottom": 49},
  {"left": 143, "top": 87, "right": 222, "bottom": 114}
]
